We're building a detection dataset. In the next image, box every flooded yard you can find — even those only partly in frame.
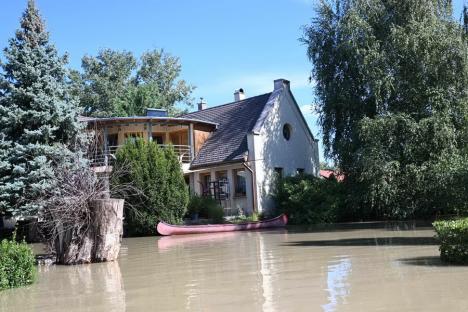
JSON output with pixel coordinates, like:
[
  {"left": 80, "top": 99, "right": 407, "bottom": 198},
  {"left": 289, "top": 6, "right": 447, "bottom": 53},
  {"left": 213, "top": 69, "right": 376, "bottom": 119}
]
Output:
[{"left": 1, "top": 223, "right": 468, "bottom": 311}]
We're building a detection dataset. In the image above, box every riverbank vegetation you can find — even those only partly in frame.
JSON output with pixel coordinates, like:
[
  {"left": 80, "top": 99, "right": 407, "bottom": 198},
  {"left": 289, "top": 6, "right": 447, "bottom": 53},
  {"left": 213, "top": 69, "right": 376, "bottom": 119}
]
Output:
[
  {"left": 187, "top": 194, "right": 224, "bottom": 223},
  {"left": 433, "top": 218, "right": 468, "bottom": 264},
  {"left": 274, "top": 175, "right": 346, "bottom": 224},
  {"left": 302, "top": 0, "right": 468, "bottom": 221},
  {"left": 0, "top": 235, "right": 36, "bottom": 290},
  {"left": 113, "top": 139, "right": 189, "bottom": 235}
]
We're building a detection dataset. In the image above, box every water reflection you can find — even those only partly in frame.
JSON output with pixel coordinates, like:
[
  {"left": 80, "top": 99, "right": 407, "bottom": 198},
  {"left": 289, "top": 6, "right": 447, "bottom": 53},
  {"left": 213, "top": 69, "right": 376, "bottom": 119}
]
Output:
[
  {"left": 322, "top": 257, "right": 352, "bottom": 312},
  {"left": 258, "top": 232, "right": 276, "bottom": 312},
  {"left": 0, "top": 261, "right": 125, "bottom": 312},
  {"left": 4, "top": 225, "right": 468, "bottom": 311}
]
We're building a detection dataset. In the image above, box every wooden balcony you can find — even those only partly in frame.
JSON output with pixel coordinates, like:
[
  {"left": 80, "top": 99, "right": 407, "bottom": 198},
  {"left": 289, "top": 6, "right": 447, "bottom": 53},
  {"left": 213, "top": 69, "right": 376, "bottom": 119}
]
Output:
[{"left": 91, "top": 144, "right": 192, "bottom": 166}]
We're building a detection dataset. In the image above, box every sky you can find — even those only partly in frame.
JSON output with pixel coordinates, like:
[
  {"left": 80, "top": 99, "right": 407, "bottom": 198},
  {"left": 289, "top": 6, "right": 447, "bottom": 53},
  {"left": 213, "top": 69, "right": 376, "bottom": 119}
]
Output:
[{"left": 1, "top": 0, "right": 466, "bottom": 163}]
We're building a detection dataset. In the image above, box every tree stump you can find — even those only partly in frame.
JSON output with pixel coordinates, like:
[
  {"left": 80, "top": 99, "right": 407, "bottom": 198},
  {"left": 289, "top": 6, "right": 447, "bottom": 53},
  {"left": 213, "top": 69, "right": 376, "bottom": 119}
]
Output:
[
  {"left": 91, "top": 198, "right": 124, "bottom": 262},
  {"left": 54, "top": 198, "right": 124, "bottom": 264}
]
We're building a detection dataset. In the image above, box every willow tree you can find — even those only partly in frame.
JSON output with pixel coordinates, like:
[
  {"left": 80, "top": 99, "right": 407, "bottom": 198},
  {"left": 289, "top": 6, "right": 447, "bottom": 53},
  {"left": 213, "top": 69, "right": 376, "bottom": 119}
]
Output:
[
  {"left": 0, "top": 0, "right": 80, "bottom": 218},
  {"left": 303, "top": 0, "right": 468, "bottom": 218}
]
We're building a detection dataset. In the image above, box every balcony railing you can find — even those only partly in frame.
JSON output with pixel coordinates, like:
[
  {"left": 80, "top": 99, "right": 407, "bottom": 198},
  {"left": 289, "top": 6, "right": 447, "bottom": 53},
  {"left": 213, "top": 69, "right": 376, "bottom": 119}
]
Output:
[{"left": 91, "top": 144, "right": 192, "bottom": 166}]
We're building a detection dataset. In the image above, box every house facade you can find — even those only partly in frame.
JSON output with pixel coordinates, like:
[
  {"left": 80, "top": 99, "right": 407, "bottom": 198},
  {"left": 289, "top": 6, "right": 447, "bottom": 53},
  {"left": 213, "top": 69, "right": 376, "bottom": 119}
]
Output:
[{"left": 85, "top": 79, "right": 320, "bottom": 216}]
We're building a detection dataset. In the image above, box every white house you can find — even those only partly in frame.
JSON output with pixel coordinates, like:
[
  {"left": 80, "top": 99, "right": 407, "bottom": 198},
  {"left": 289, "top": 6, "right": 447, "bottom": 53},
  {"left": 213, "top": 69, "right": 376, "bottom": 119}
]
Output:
[{"left": 85, "top": 79, "right": 320, "bottom": 216}]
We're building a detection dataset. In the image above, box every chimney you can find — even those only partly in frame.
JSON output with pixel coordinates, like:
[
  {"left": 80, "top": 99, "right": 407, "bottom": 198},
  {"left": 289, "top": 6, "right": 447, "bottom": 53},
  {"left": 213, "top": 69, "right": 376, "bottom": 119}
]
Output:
[
  {"left": 234, "top": 88, "right": 245, "bottom": 101},
  {"left": 198, "top": 97, "right": 207, "bottom": 111},
  {"left": 274, "top": 78, "right": 290, "bottom": 91},
  {"left": 146, "top": 108, "right": 168, "bottom": 117}
]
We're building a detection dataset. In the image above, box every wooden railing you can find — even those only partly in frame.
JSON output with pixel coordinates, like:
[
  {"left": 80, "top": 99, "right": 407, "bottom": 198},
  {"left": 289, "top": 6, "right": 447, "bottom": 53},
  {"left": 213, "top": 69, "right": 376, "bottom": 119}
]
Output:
[{"left": 91, "top": 144, "right": 192, "bottom": 166}]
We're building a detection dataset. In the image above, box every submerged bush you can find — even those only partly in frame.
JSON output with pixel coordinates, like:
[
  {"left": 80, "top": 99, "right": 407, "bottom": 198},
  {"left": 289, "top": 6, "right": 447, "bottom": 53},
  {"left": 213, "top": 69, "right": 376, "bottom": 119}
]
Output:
[
  {"left": 113, "top": 139, "right": 189, "bottom": 235},
  {"left": 0, "top": 236, "right": 36, "bottom": 290},
  {"left": 274, "top": 174, "right": 346, "bottom": 224},
  {"left": 187, "top": 194, "right": 224, "bottom": 223},
  {"left": 433, "top": 218, "right": 468, "bottom": 264}
]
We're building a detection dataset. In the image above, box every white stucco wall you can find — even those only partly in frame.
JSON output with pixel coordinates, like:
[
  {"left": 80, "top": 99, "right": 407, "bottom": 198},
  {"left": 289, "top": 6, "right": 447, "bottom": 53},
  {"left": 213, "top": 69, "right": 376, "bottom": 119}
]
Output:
[{"left": 250, "top": 87, "right": 320, "bottom": 214}]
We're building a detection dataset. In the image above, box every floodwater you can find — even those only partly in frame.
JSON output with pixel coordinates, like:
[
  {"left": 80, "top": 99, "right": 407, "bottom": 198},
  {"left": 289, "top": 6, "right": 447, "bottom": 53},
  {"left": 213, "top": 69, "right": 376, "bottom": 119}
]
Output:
[{"left": 1, "top": 223, "right": 468, "bottom": 312}]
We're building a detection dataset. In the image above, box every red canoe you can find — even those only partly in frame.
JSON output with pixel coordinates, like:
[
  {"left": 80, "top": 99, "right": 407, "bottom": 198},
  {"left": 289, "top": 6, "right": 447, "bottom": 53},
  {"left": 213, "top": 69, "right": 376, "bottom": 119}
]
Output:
[{"left": 156, "top": 214, "right": 288, "bottom": 236}]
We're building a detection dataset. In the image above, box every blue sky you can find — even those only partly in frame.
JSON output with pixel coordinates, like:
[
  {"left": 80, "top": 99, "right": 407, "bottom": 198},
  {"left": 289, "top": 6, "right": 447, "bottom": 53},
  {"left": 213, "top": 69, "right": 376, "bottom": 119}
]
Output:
[{"left": 1, "top": 0, "right": 466, "bottom": 162}]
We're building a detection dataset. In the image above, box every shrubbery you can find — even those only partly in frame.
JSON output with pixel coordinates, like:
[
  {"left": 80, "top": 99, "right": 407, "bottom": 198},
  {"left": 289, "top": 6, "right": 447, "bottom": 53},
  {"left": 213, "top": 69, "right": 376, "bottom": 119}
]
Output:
[
  {"left": 187, "top": 194, "right": 224, "bottom": 223},
  {"left": 114, "top": 139, "right": 189, "bottom": 235},
  {"left": 433, "top": 218, "right": 468, "bottom": 264},
  {"left": 0, "top": 236, "right": 36, "bottom": 290},
  {"left": 274, "top": 174, "right": 346, "bottom": 224}
]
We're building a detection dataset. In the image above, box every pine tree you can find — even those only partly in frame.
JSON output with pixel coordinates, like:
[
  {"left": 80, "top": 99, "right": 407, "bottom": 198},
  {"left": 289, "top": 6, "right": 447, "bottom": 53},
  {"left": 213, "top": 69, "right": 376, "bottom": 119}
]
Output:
[{"left": 0, "top": 0, "right": 80, "bottom": 218}]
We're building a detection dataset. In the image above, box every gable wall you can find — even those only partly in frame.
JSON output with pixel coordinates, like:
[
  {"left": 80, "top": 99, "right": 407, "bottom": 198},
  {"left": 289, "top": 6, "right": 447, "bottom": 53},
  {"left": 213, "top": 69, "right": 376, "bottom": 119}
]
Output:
[{"left": 250, "top": 90, "right": 320, "bottom": 214}]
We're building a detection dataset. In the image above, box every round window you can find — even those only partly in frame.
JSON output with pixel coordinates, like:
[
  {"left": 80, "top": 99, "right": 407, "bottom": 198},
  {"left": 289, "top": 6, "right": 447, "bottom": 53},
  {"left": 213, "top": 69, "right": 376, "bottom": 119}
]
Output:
[{"left": 283, "top": 124, "right": 292, "bottom": 141}]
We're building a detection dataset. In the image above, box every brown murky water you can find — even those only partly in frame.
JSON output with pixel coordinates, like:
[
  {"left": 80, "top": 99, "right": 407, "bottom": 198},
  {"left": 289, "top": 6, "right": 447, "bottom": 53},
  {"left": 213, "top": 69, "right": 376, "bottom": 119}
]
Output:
[{"left": 1, "top": 223, "right": 468, "bottom": 312}]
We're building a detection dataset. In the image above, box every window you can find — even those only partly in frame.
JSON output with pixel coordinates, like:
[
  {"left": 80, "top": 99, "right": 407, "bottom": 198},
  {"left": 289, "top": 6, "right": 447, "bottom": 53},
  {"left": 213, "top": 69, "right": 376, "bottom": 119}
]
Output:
[
  {"left": 296, "top": 168, "right": 305, "bottom": 175},
  {"left": 152, "top": 134, "right": 164, "bottom": 145},
  {"left": 283, "top": 124, "right": 292, "bottom": 141},
  {"left": 107, "top": 134, "right": 118, "bottom": 147},
  {"left": 274, "top": 167, "right": 283, "bottom": 178},
  {"left": 201, "top": 174, "right": 211, "bottom": 196},
  {"left": 234, "top": 169, "right": 247, "bottom": 197}
]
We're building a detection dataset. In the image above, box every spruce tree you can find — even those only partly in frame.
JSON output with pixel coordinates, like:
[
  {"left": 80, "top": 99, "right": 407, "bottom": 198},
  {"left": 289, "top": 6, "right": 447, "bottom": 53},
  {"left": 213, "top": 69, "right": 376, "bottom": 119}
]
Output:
[{"left": 0, "top": 0, "right": 80, "bottom": 218}]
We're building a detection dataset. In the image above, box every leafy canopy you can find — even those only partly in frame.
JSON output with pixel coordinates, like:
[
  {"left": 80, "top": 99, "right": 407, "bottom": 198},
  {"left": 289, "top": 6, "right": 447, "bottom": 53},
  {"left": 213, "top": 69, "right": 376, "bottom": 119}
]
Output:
[
  {"left": 72, "top": 49, "right": 194, "bottom": 117},
  {"left": 303, "top": 0, "right": 468, "bottom": 219}
]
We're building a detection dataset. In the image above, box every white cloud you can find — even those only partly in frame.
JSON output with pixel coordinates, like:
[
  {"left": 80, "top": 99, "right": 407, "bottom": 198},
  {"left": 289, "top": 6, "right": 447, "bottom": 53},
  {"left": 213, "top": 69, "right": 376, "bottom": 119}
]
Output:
[{"left": 300, "top": 103, "right": 320, "bottom": 118}]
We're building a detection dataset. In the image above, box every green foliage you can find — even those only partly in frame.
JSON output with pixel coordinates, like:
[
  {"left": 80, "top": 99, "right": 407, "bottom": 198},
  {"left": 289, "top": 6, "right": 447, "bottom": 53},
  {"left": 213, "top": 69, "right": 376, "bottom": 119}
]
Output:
[
  {"left": 71, "top": 48, "right": 194, "bottom": 117},
  {"left": 187, "top": 194, "right": 224, "bottom": 223},
  {"left": 0, "top": 235, "right": 36, "bottom": 290},
  {"left": 303, "top": 0, "right": 468, "bottom": 220},
  {"left": 356, "top": 114, "right": 468, "bottom": 219},
  {"left": 274, "top": 174, "right": 346, "bottom": 224},
  {"left": 0, "top": 0, "right": 81, "bottom": 218},
  {"left": 114, "top": 139, "right": 189, "bottom": 235},
  {"left": 433, "top": 218, "right": 468, "bottom": 264}
]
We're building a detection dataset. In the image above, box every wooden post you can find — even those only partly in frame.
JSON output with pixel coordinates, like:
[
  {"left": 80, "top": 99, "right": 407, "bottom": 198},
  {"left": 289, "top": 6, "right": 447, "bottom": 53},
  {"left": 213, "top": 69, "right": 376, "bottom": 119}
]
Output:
[
  {"left": 188, "top": 123, "right": 194, "bottom": 160},
  {"left": 147, "top": 122, "right": 152, "bottom": 142}
]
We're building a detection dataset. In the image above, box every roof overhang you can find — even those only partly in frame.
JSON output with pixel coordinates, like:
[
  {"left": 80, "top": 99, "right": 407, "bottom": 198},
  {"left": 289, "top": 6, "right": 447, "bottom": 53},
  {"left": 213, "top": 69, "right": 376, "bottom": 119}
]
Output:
[
  {"left": 189, "top": 158, "right": 244, "bottom": 170},
  {"left": 79, "top": 116, "right": 218, "bottom": 130}
]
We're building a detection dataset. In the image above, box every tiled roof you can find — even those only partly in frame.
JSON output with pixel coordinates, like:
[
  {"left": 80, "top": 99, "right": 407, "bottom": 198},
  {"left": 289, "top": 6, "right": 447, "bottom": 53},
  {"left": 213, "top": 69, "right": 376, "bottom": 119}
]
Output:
[{"left": 181, "top": 93, "right": 272, "bottom": 168}]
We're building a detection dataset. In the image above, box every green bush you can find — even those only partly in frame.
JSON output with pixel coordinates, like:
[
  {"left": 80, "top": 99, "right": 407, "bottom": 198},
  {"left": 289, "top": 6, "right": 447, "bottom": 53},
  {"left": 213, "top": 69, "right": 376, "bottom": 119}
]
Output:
[
  {"left": 0, "top": 236, "right": 36, "bottom": 290},
  {"left": 113, "top": 139, "right": 189, "bottom": 235},
  {"left": 274, "top": 174, "right": 346, "bottom": 224},
  {"left": 187, "top": 194, "right": 224, "bottom": 223},
  {"left": 433, "top": 218, "right": 468, "bottom": 264}
]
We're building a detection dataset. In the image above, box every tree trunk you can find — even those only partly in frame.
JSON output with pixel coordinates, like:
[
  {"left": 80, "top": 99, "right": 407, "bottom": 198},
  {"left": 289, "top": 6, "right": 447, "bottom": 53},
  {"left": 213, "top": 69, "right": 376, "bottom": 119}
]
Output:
[
  {"left": 91, "top": 198, "right": 124, "bottom": 262},
  {"left": 54, "top": 198, "right": 124, "bottom": 264}
]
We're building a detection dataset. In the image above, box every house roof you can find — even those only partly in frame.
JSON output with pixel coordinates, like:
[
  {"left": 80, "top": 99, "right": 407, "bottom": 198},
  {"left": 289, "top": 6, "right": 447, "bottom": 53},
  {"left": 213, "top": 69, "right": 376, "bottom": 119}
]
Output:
[
  {"left": 79, "top": 116, "right": 218, "bottom": 129},
  {"left": 319, "top": 169, "right": 345, "bottom": 182},
  {"left": 181, "top": 93, "right": 273, "bottom": 168}
]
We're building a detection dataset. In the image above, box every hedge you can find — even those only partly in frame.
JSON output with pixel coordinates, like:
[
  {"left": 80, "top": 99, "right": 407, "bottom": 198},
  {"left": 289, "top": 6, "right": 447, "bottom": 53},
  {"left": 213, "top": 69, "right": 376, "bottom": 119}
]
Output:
[
  {"left": 433, "top": 218, "right": 468, "bottom": 264},
  {"left": 113, "top": 139, "right": 189, "bottom": 235},
  {"left": 273, "top": 174, "right": 346, "bottom": 224},
  {"left": 187, "top": 194, "right": 224, "bottom": 223},
  {"left": 0, "top": 236, "right": 36, "bottom": 290}
]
